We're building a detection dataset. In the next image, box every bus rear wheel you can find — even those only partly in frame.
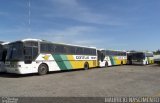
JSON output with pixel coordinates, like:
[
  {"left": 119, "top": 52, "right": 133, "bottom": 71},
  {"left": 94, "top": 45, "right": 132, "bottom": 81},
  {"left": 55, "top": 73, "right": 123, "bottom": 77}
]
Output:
[
  {"left": 38, "top": 64, "right": 48, "bottom": 75},
  {"left": 84, "top": 62, "right": 89, "bottom": 70},
  {"left": 105, "top": 62, "right": 108, "bottom": 68},
  {"left": 121, "top": 61, "right": 123, "bottom": 65}
]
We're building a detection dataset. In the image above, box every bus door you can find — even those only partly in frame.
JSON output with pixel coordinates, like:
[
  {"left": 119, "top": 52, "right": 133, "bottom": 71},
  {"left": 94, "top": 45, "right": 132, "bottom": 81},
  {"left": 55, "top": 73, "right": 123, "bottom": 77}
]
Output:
[{"left": 97, "top": 50, "right": 105, "bottom": 67}]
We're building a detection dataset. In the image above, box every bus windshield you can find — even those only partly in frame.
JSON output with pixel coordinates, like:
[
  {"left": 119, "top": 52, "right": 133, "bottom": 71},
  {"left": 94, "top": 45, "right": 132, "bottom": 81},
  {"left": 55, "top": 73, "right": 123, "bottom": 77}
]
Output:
[
  {"left": 132, "top": 53, "right": 145, "bottom": 60},
  {"left": 6, "top": 42, "right": 24, "bottom": 61},
  {"left": 0, "top": 44, "right": 3, "bottom": 61}
]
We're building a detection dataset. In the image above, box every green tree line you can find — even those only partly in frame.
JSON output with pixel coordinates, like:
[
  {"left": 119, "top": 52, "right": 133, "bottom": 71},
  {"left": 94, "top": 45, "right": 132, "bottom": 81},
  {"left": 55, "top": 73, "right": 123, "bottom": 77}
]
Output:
[{"left": 153, "top": 49, "right": 160, "bottom": 55}]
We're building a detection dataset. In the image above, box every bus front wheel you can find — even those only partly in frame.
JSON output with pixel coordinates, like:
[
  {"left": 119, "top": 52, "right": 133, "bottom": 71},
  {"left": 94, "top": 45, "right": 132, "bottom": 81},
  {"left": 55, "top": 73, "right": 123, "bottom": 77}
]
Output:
[
  {"left": 84, "top": 62, "right": 89, "bottom": 70},
  {"left": 105, "top": 62, "right": 108, "bottom": 68},
  {"left": 38, "top": 63, "right": 48, "bottom": 75},
  {"left": 121, "top": 61, "right": 123, "bottom": 65}
]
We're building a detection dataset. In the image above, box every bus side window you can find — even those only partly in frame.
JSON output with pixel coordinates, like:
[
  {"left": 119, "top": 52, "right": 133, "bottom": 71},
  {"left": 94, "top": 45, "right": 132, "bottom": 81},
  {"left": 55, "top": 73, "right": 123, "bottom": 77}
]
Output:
[
  {"left": 55, "top": 45, "right": 65, "bottom": 54},
  {"left": 76, "top": 47, "right": 84, "bottom": 55},
  {"left": 24, "top": 46, "right": 38, "bottom": 64},
  {"left": 66, "top": 46, "right": 76, "bottom": 55}
]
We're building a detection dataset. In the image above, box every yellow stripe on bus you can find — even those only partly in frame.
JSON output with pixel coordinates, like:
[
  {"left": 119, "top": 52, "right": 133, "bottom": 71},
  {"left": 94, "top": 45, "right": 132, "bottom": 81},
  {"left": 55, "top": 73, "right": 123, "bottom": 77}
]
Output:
[{"left": 66, "top": 55, "right": 97, "bottom": 69}]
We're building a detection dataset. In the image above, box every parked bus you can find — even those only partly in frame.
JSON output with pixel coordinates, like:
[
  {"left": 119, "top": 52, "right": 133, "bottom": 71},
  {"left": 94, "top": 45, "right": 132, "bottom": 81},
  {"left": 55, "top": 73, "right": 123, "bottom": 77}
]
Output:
[
  {"left": 0, "top": 42, "right": 9, "bottom": 72},
  {"left": 98, "top": 49, "right": 127, "bottom": 67},
  {"left": 127, "top": 51, "right": 154, "bottom": 65},
  {"left": 154, "top": 55, "right": 160, "bottom": 64},
  {"left": 5, "top": 39, "right": 98, "bottom": 75}
]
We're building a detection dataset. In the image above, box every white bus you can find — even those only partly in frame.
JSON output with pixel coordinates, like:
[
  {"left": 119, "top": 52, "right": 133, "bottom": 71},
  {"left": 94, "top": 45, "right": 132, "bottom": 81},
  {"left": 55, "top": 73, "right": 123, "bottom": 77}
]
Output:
[
  {"left": 0, "top": 42, "right": 9, "bottom": 72},
  {"left": 5, "top": 39, "right": 98, "bottom": 75},
  {"left": 154, "top": 55, "right": 160, "bottom": 64},
  {"left": 98, "top": 49, "right": 127, "bottom": 67},
  {"left": 127, "top": 51, "right": 154, "bottom": 65}
]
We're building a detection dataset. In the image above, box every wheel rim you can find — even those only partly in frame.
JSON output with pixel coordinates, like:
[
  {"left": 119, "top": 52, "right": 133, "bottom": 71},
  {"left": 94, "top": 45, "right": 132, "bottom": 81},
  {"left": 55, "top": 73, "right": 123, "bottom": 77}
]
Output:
[
  {"left": 105, "top": 62, "right": 108, "bottom": 67},
  {"left": 84, "top": 64, "right": 88, "bottom": 70},
  {"left": 121, "top": 62, "right": 123, "bottom": 65},
  {"left": 39, "top": 65, "right": 47, "bottom": 74}
]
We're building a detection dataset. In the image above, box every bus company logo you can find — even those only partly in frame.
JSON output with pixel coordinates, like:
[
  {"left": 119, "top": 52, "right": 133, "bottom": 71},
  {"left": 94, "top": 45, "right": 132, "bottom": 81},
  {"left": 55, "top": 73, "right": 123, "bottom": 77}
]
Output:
[
  {"left": 75, "top": 56, "right": 96, "bottom": 60},
  {"left": 91, "top": 56, "right": 96, "bottom": 59},
  {"left": 43, "top": 55, "right": 50, "bottom": 60},
  {"left": 76, "top": 56, "right": 89, "bottom": 60}
]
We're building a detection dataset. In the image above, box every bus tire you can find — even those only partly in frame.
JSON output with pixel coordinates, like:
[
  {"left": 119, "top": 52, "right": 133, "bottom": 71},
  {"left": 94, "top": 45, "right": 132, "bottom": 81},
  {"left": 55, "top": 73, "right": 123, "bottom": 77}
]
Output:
[
  {"left": 121, "top": 61, "right": 123, "bottom": 65},
  {"left": 38, "top": 63, "right": 48, "bottom": 75},
  {"left": 84, "top": 62, "right": 89, "bottom": 70},
  {"left": 105, "top": 62, "right": 108, "bottom": 68},
  {"left": 130, "top": 61, "right": 132, "bottom": 65}
]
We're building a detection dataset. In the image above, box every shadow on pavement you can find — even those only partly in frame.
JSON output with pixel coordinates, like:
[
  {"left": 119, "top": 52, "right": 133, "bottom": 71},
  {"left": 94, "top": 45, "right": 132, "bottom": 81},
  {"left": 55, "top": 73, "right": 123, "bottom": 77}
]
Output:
[
  {"left": 0, "top": 68, "right": 87, "bottom": 78},
  {"left": 0, "top": 72, "right": 37, "bottom": 78}
]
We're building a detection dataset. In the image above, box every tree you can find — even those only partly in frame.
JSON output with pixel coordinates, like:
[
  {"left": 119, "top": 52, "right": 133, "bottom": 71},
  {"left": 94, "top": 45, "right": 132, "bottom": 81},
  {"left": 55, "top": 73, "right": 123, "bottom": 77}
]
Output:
[{"left": 153, "top": 49, "right": 160, "bottom": 55}]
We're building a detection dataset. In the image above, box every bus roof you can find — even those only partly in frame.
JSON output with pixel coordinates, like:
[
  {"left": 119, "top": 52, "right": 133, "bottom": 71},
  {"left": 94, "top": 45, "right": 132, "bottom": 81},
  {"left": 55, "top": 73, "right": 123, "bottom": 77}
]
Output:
[
  {"left": 1, "top": 42, "right": 10, "bottom": 45},
  {"left": 128, "top": 51, "right": 153, "bottom": 54},
  {"left": 52, "top": 42, "right": 96, "bottom": 49},
  {"left": 21, "top": 38, "right": 43, "bottom": 42},
  {"left": 100, "top": 49, "right": 127, "bottom": 52},
  {"left": 42, "top": 41, "right": 97, "bottom": 49},
  {"left": 8, "top": 38, "right": 97, "bottom": 49}
]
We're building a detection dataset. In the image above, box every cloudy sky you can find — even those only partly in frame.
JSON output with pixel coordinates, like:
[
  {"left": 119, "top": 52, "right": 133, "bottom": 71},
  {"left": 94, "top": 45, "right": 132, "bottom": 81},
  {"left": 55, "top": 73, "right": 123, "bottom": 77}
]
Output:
[{"left": 0, "top": 0, "right": 160, "bottom": 51}]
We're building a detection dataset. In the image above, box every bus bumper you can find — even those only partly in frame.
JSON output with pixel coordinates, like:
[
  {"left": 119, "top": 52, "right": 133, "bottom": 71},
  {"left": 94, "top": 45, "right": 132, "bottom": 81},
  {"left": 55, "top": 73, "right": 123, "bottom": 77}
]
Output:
[
  {"left": 131, "top": 61, "right": 144, "bottom": 65},
  {"left": 5, "top": 67, "right": 22, "bottom": 74},
  {"left": 5, "top": 66, "right": 36, "bottom": 74},
  {"left": 0, "top": 62, "right": 6, "bottom": 72},
  {"left": 5, "top": 61, "right": 38, "bottom": 74}
]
